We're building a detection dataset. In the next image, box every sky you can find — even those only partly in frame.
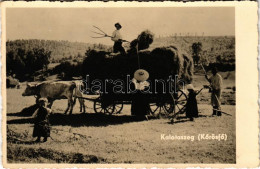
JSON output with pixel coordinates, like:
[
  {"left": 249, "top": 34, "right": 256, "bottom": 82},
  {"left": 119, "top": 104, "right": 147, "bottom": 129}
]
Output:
[{"left": 6, "top": 7, "right": 235, "bottom": 45}]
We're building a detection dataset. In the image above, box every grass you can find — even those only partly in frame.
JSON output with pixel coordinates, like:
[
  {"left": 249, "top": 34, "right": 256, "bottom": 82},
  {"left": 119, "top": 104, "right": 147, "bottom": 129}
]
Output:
[
  {"left": 5, "top": 35, "right": 236, "bottom": 164},
  {"left": 7, "top": 107, "right": 236, "bottom": 163},
  {"left": 7, "top": 145, "right": 105, "bottom": 163},
  {"left": 6, "top": 73, "right": 236, "bottom": 163}
]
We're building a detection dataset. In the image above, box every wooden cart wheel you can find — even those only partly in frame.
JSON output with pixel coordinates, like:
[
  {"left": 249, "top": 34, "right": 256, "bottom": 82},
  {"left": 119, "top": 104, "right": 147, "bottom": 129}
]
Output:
[
  {"left": 94, "top": 98, "right": 115, "bottom": 115},
  {"left": 149, "top": 93, "right": 175, "bottom": 118},
  {"left": 115, "top": 103, "right": 124, "bottom": 114},
  {"left": 105, "top": 104, "right": 115, "bottom": 115},
  {"left": 174, "top": 89, "right": 188, "bottom": 116}
]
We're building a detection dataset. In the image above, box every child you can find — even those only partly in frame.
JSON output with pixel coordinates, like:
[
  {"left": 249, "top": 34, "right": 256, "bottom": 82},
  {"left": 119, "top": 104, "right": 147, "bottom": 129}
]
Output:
[
  {"left": 186, "top": 84, "right": 202, "bottom": 121},
  {"left": 32, "top": 98, "right": 52, "bottom": 142}
]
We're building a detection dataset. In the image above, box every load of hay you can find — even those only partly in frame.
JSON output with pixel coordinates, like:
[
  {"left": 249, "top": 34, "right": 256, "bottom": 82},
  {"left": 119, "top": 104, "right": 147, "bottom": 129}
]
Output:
[
  {"left": 129, "top": 30, "right": 154, "bottom": 51},
  {"left": 82, "top": 30, "right": 193, "bottom": 92}
]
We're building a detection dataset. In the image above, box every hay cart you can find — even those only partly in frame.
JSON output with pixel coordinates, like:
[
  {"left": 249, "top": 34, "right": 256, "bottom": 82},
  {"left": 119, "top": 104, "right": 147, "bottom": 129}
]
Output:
[
  {"left": 76, "top": 87, "right": 188, "bottom": 121},
  {"left": 80, "top": 29, "right": 193, "bottom": 122},
  {"left": 80, "top": 28, "right": 194, "bottom": 122}
]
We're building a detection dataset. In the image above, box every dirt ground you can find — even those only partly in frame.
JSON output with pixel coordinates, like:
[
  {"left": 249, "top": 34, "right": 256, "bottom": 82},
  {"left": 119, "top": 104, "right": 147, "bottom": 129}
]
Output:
[{"left": 6, "top": 73, "right": 236, "bottom": 164}]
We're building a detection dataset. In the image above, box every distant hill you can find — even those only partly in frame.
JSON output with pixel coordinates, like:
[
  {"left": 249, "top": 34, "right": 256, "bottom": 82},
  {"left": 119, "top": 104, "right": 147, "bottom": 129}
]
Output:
[
  {"left": 150, "top": 36, "right": 235, "bottom": 64},
  {"left": 7, "top": 36, "right": 235, "bottom": 66},
  {"left": 6, "top": 39, "right": 112, "bottom": 62},
  {"left": 6, "top": 36, "right": 235, "bottom": 81}
]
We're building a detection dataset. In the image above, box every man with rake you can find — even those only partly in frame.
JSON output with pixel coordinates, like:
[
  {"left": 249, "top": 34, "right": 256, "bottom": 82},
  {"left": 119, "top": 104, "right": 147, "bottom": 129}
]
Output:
[
  {"left": 205, "top": 67, "right": 223, "bottom": 116},
  {"left": 111, "top": 23, "right": 126, "bottom": 55},
  {"left": 91, "top": 23, "right": 128, "bottom": 55}
]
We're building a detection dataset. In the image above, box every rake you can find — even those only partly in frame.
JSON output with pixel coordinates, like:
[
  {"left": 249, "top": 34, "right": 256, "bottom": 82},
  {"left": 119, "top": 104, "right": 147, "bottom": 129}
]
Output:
[{"left": 91, "top": 25, "right": 130, "bottom": 43}]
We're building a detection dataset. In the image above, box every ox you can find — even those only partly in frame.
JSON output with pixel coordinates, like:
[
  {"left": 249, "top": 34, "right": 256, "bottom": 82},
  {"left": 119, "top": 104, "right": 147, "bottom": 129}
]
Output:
[{"left": 22, "top": 81, "right": 85, "bottom": 114}]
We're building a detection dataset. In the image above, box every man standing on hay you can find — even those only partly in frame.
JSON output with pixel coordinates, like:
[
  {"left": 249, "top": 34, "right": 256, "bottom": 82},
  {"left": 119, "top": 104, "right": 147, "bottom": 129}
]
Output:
[
  {"left": 205, "top": 67, "right": 223, "bottom": 116},
  {"left": 111, "top": 22, "right": 126, "bottom": 55}
]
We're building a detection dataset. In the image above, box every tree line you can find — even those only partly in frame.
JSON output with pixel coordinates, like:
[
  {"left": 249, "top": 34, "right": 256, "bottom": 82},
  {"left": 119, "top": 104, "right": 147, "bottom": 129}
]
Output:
[
  {"left": 7, "top": 47, "right": 51, "bottom": 81},
  {"left": 6, "top": 38, "right": 234, "bottom": 81},
  {"left": 6, "top": 39, "right": 109, "bottom": 62},
  {"left": 6, "top": 39, "right": 111, "bottom": 81}
]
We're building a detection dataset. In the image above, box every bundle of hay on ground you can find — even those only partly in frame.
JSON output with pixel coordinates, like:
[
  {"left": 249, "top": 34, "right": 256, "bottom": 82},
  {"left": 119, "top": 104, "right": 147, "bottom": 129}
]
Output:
[
  {"left": 6, "top": 76, "right": 20, "bottom": 88},
  {"left": 82, "top": 30, "right": 193, "bottom": 93}
]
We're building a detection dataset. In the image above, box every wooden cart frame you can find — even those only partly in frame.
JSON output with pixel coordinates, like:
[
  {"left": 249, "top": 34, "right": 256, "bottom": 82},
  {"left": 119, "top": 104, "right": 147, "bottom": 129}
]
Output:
[{"left": 75, "top": 89, "right": 188, "bottom": 123}]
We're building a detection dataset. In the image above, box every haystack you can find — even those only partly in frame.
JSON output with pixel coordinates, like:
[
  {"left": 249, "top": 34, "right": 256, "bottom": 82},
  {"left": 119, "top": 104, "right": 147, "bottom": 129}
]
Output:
[
  {"left": 137, "top": 45, "right": 193, "bottom": 83},
  {"left": 82, "top": 30, "right": 193, "bottom": 89},
  {"left": 129, "top": 30, "right": 154, "bottom": 51}
]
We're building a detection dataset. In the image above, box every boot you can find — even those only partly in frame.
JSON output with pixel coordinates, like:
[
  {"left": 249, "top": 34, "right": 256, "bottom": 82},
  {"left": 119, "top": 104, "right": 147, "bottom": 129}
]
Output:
[
  {"left": 43, "top": 137, "right": 48, "bottom": 142},
  {"left": 212, "top": 109, "right": 217, "bottom": 116},
  {"left": 217, "top": 110, "right": 222, "bottom": 116},
  {"left": 35, "top": 137, "right": 41, "bottom": 142}
]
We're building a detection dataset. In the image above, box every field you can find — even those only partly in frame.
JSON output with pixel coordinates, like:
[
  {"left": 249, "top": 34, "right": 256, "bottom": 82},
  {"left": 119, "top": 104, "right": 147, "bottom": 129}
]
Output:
[
  {"left": 6, "top": 35, "right": 236, "bottom": 164},
  {"left": 6, "top": 72, "right": 236, "bottom": 164}
]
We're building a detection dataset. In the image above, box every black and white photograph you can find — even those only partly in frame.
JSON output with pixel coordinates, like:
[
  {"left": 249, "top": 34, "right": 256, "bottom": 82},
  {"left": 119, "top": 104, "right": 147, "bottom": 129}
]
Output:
[{"left": 1, "top": 2, "right": 258, "bottom": 167}]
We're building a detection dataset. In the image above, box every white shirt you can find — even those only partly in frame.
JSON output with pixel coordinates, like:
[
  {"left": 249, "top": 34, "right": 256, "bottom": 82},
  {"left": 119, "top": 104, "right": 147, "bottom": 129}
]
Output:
[
  {"left": 209, "top": 73, "right": 223, "bottom": 90},
  {"left": 132, "top": 78, "right": 150, "bottom": 90},
  {"left": 111, "top": 30, "right": 122, "bottom": 42}
]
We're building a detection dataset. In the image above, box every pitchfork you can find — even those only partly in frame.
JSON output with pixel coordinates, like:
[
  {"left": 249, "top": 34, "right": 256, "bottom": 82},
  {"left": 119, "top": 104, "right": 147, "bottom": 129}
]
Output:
[{"left": 91, "top": 25, "right": 130, "bottom": 43}]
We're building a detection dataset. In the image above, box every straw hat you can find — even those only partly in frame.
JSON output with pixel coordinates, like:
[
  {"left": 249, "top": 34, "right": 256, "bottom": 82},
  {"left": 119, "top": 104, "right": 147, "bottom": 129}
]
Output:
[
  {"left": 134, "top": 69, "right": 149, "bottom": 82},
  {"left": 186, "top": 84, "right": 195, "bottom": 90}
]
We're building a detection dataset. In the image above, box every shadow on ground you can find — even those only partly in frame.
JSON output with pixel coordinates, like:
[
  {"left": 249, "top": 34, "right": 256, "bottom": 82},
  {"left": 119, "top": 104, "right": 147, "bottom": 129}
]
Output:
[
  {"left": 7, "top": 111, "right": 147, "bottom": 127},
  {"left": 7, "top": 105, "right": 225, "bottom": 126},
  {"left": 7, "top": 104, "right": 39, "bottom": 117}
]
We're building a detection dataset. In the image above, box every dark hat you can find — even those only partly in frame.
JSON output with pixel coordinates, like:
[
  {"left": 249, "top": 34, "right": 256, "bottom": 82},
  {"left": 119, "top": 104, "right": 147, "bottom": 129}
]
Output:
[
  {"left": 115, "top": 22, "right": 122, "bottom": 28},
  {"left": 134, "top": 69, "right": 149, "bottom": 82},
  {"left": 211, "top": 66, "right": 218, "bottom": 72}
]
